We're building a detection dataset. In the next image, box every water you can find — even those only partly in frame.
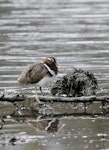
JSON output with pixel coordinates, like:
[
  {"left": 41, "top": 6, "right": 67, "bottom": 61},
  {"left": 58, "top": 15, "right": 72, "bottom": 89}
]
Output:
[{"left": 0, "top": 0, "right": 109, "bottom": 149}]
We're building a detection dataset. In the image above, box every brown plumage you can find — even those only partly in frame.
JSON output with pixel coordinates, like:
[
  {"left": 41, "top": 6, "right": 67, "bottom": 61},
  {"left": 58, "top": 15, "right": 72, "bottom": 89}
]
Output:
[
  {"left": 18, "top": 63, "right": 48, "bottom": 85},
  {"left": 18, "top": 57, "right": 58, "bottom": 91}
]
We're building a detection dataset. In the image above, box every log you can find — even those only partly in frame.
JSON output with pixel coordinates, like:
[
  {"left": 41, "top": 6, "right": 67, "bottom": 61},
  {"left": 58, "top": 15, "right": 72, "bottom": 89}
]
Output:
[
  {"left": 0, "top": 94, "right": 26, "bottom": 102},
  {"left": 0, "top": 94, "right": 109, "bottom": 103},
  {"left": 39, "top": 95, "right": 109, "bottom": 103},
  {"left": 1, "top": 94, "right": 109, "bottom": 118}
]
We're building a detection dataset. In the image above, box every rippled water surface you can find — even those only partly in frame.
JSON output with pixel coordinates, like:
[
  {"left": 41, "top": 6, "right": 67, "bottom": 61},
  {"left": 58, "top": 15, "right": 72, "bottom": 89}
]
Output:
[{"left": 0, "top": 0, "right": 109, "bottom": 149}]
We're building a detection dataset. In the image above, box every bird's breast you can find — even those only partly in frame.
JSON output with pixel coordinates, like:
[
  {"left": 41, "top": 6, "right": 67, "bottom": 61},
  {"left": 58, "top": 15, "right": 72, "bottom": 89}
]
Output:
[{"left": 37, "top": 75, "right": 56, "bottom": 87}]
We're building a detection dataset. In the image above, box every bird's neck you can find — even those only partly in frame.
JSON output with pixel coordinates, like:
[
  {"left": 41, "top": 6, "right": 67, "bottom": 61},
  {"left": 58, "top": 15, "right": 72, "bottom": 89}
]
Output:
[{"left": 44, "top": 63, "right": 57, "bottom": 76}]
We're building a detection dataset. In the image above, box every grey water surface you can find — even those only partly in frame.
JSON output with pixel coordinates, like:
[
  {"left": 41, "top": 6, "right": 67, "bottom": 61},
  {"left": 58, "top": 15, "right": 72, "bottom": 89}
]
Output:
[{"left": 0, "top": 0, "right": 109, "bottom": 150}]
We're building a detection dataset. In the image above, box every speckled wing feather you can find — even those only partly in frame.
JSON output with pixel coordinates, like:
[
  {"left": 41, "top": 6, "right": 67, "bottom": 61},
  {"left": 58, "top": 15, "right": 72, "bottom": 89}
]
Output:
[{"left": 18, "top": 62, "right": 48, "bottom": 85}]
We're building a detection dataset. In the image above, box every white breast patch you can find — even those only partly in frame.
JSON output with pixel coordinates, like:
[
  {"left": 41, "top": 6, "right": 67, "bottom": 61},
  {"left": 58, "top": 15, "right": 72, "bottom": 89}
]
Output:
[
  {"left": 37, "top": 63, "right": 56, "bottom": 87},
  {"left": 37, "top": 75, "right": 56, "bottom": 87}
]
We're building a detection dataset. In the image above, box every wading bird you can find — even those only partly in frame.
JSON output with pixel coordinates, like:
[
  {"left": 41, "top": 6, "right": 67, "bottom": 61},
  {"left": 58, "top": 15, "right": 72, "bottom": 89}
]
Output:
[{"left": 18, "top": 57, "right": 58, "bottom": 103}]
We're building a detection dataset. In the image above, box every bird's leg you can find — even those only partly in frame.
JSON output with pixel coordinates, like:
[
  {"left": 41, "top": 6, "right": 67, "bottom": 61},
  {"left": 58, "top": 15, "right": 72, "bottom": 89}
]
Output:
[
  {"left": 39, "top": 87, "right": 44, "bottom": 96},
  {"left": 35, "top": 85, "right": 41, "bottom": 104}
]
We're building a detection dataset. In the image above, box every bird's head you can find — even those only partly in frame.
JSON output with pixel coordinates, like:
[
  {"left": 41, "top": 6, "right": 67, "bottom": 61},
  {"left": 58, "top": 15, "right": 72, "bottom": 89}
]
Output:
[{"left": 44, "top": 57, "right": 58, "bottom": 74}]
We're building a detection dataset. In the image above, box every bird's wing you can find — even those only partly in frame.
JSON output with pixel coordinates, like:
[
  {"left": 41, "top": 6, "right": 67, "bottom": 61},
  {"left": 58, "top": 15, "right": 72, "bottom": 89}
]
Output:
[
  {"left": 18, "top": 62, "right": 48, "bottom": 85},
  {"left": 27, "top": 62, "right": 48, "bottom": 83}
]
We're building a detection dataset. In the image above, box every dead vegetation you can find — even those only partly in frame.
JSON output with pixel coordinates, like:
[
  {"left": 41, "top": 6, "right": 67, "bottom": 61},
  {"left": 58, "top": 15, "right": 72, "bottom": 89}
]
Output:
[{"left": 51, "top": 69, "right": 98, "bottom": 97}]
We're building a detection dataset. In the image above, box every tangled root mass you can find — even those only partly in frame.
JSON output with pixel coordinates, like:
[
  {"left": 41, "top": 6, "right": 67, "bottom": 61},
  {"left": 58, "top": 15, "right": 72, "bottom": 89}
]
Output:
[{"left": 51, "top": 69, "right": 98, "bottom": 97}]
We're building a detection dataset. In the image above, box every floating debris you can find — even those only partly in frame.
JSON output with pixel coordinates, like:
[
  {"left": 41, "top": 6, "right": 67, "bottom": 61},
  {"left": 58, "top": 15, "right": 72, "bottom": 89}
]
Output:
[
  {"left": 9, "top": 137, "right": 17, "bottom": 145},
  {"left": 0, "top": 132, "right": 45, "bottom": 146},
  {"left": 51, "top": 69, "right": 98, "bottom": 97}
]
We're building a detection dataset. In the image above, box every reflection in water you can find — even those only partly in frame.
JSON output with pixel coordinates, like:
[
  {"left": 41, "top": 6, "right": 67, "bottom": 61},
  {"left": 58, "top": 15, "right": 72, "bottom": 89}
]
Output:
[
  {"left": 0, "top": 0, "right": 109, "bottom": 150},
  {"left": 29, "top": 118, "right": 59, "bottom": 133}
]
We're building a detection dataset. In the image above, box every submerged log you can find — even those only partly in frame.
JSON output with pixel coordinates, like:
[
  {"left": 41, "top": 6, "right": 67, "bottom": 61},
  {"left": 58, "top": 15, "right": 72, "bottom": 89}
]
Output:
[
  {"left": 0, "top": 94, "right": 26, "bottom": 102},
  {"left": 1, "top": 94, "right": 109, "bottom": 118},
  {"left": 0, "top": 94, "right": 109, "bottom": 103},
  {"left": 39, "top": 95, "right": 109, "bottom": 103}
]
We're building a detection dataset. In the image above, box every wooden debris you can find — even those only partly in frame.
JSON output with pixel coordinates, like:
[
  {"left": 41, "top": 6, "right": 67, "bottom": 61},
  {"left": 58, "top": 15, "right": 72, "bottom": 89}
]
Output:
[
  {"left": 0, "top": 94, "right": 109, "bottom": 117},
  {"left": 0, "top": 94, "right": 25, "bottom": 102},
  {"left": 0, "top": 94, "right": 109, "bottom": 103},
  {"left": 39, "top": 95, "right": 109, "bottom": 103}
]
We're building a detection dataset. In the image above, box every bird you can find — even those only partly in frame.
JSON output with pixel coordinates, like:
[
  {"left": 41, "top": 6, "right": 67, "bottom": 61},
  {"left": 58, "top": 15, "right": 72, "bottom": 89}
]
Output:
[{"left": 18, "top": 57, "right": 58, "bottom": 103}]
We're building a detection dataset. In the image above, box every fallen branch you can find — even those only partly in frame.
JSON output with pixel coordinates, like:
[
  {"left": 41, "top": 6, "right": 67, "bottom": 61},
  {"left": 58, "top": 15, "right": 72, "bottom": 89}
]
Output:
[
  {"left": 1, "top": 94, "right": 109, "bottom": 119},
  {"left": 39, "top": 95, "right": 109, "bottom": 103},
  {"left": 0, "top": 94, "right": 109, "bottom": 103},
  {"left": 0, "top": 94, "right": 26, "bottom": 102}
]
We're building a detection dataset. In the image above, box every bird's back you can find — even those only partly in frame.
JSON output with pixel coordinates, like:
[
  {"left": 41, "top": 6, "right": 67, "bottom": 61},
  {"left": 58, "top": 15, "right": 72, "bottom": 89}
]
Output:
[{"left": 18, "top": 62, "right": 48, "bottom": 85}]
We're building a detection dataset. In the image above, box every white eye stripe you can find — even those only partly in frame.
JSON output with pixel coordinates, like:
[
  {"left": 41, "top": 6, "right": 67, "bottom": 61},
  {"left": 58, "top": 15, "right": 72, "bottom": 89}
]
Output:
[
  {"left": 44, "top": 64, "right": 56, "bottom": 76},
  {"left": 48, "top": 57, "right": 54, "bottom": 62}
]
